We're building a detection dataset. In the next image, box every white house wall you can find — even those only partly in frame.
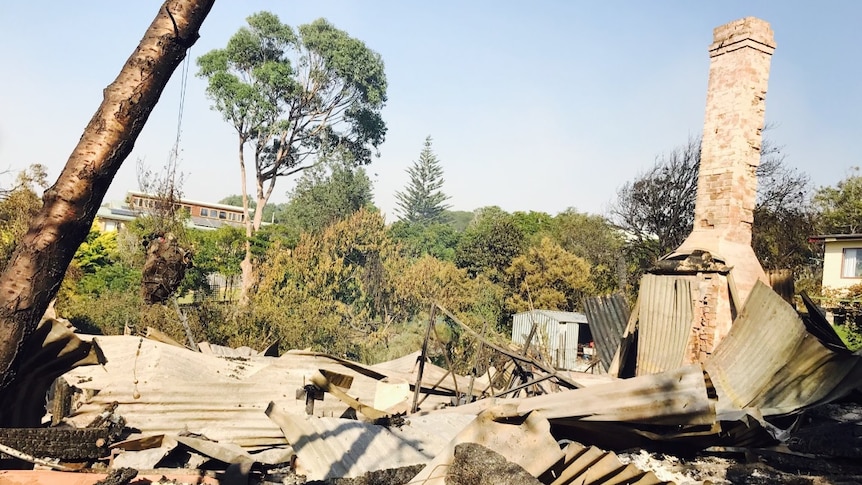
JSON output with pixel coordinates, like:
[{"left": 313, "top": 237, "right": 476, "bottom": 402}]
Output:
[{"left": 822, "top": 240, "right": 862, "bottom": 291}]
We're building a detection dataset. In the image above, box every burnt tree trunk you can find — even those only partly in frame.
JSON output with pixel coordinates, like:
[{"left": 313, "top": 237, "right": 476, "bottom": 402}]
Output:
[{"left": 0, "top": 0, "right": 215, "bottom": 414}]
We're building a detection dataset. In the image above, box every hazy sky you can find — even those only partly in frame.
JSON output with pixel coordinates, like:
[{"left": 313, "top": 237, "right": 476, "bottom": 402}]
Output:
[{"left": 0, "top": 2, "right": 859, "bottom": 221}]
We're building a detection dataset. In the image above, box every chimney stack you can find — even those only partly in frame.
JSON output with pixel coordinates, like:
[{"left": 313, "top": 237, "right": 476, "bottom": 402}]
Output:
[{"left": 677, "top": 17, "right": 775, "bottom": 307}]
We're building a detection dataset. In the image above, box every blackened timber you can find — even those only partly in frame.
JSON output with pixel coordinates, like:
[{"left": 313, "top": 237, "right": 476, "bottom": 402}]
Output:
[
  {"left": 0, "top": 427, "right": 109, "bottom": 461},
  {"left": 650, "top": 250, "right": 731, "bottom": 275}
]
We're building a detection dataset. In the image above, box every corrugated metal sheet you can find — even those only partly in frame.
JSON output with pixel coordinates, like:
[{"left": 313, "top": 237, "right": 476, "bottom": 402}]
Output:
[
  {"left": 544, "top": 441, "right": 670, "bottom": 485},
  {"left": 705, "top": 281, "right": 862, "bottom": 417},
  {"left": 62, "top": 336, "right": 453, "bottom": 448},
  {"left": 583, "top": 293, "right": 630, "bottom": 372},
  {"left": 636, "top": 275, "right": 694, "bottom": 376},
  {"left": 436, "top": 364, "right": 715, "bottom": 427},
  {"left": 532, "top": 310, "right": 589, "bottom": 324},
  {"left": 411, "top": 407, "right": 565, "bottom": 485},
  {"left": 512, "top": 310, "right": 586, "bottom": 370},
  {"left": 266, "top": 407, "right": 475, "bottom": 481}
]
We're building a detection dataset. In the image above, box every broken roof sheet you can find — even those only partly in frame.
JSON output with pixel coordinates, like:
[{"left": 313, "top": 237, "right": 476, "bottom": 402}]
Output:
[
  {"left": 543, "top": 441, "right": 670, "bottom": 485},
  {"left": 62, "top": 336, "right": 454, "bottom": 448},
  {"left": 431, "top": 364, "right": 716, "bottom": 428},
  {"left": 704, "top": 281, "right": 862, "bottom": 417},
  {"left": 583, "top": 292, "right": 629, "bottom": 372},
  {"left": 289, "top": 349, "right": 481, "bottom": 397},
  {"left": 266, "top": 404, "right": 475, "bottom": 481}
]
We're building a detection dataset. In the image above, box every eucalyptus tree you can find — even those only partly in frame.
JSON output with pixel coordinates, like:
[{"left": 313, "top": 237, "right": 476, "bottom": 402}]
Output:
[{"left": 197, "top": 12, "right": 387, "bottom": 300}]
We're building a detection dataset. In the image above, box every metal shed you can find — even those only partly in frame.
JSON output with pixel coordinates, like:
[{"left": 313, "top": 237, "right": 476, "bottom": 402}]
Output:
[{"left": 511, "top": 310, "right": 591, "bottom": 371}]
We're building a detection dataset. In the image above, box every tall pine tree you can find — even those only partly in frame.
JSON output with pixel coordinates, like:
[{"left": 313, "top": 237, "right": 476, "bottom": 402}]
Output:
[{"left": 395, "top": 136, "right": 451, "bottom": 223}]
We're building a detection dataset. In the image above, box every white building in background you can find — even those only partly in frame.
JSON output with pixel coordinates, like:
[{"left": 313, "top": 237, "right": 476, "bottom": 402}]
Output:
[
  {"left": 511, "top": 310, "right": 593, "bottom": 371},
  {"left": 96, "top": 190, "right": 249, "bottom": 233}
]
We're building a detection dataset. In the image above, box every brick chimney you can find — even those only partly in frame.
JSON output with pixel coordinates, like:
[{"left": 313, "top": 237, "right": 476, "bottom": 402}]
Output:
[{"left": 676, "top": 17, "right": 775, "bottom": 308}]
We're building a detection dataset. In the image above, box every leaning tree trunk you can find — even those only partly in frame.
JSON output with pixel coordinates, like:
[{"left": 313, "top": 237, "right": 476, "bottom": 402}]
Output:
[{"left": 0, "top": 0, "right": 215, "bottom": 411}]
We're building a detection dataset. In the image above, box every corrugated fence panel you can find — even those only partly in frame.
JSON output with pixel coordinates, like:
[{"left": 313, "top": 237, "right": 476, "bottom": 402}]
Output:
[
  {"left": 636, "top": 275, "right": 694, "bottom": 376},
  {"left": 584, "top": 294, "right": 629, "bottom": 372}
]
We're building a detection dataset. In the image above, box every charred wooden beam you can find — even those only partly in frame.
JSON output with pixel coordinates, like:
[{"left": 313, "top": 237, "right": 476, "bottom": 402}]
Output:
[{"left": 0, "top": 427, "right": 110, "bottom": 461}]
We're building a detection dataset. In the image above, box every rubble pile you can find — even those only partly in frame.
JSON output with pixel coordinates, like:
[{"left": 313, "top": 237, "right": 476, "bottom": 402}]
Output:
[{"left": 0, "top": 280, "right": 859, "bottom": 484}]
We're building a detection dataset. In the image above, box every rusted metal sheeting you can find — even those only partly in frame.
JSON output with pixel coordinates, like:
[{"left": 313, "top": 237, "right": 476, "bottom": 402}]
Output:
[
  {"left": 583, "top": 293, "right": 629, "bottom": 372},
  {"left": 705, "top": 281, "right": 862, "bottom": 417},
  {"left": 542, "top": 441, "right": 670, "bottom": 485},
  {"left": 266, "top": 405, "right": 475, "bottom": 481},
  {"left": 636, "top": 275, "right": 693, "bottom": 376}
]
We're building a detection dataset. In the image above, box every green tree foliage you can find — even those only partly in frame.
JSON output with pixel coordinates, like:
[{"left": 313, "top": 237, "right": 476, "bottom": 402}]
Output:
[
  {"left": 252, "top": 208, "right": 395, "bottom": 358},
  {"left": 506, "top": 237, "right": 593, "bottom": 313},
  {"left": 0, "top": 165, "right": 47, "bottom": 269},
  {"left": 511, "top": 211, "right": 555, "bottom": 241},
  {"left": 455, "top": 206, "right": 525, "bottom": 283},
  {"left": 395, "top": 136, "right": 451, "bottom": 223},
  {"left": 219, "top": 195, "right": 289, "bottom": 225},
  {"left": 552, "top": 209, "right": 626, "bottom": 294},
  {"left": 198, "top": 12, "right": 387, "bottom": 297},
  {"left": 185, "top": 225, "right": 246, "bottom": 297},
  {"left": 390, "top": 255, "right": 502, "bottom": 324},
  {"left": 73, "top": 226, "right": 119, "bottom": 273},
  {"left": 59, "top": 225, "right": 142, "bottom": 334},
  {"left": 813, "top": 167, "right": 862, "bottom": 234},
  {"left": 281, "top": 151, "right": 375, "bottom": 234},
  {"left": 444, "top": 210, "right": 474, "bottom": 232},
  {"left": 389, "top": 221, "right": 461, "bottom": 261}
]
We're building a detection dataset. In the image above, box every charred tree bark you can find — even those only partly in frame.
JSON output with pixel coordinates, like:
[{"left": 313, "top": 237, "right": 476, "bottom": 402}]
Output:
[{"left": 0, "top": 0, "right": 215, "bottom": 409}]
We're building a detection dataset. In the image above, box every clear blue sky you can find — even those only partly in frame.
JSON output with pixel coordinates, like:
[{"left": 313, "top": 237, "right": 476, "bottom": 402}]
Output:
[{"left": 1, "top": 1, "right": 859, "bottom": 220}]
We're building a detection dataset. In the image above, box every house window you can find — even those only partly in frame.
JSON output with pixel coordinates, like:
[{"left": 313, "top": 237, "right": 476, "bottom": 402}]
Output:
[
  {"left": 200, "top": 208, "right": 209, "bottom": 217},
  {"left": 218, "top": 211, "right": 227, "bottom": 220},
  {"left": 842, "top": 248, "right": 862, "bottom": 278}
]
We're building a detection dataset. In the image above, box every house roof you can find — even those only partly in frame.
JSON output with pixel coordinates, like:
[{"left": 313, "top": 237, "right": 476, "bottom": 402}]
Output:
[
  {"left": 513, "top": 309, "right": 588, "bottom": 324},
  {"left": 127, "top": 190, "right": 250, "bottom": 213},
  {"left": 808, "top": 234, "right": 862, "bottom": 243}
]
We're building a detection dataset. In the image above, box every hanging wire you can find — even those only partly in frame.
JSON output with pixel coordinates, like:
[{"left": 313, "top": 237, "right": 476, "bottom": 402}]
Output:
[{"left": 172, "top": 47, "right": 192, "bottom": 156}]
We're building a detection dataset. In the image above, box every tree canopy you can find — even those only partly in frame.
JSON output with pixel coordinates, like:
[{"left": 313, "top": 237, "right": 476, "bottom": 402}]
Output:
[
  {"left": 0, "top": 165, "right": 47, "bottom": 271},
  {"left": 395, "top": 136, "right": 451, "bottom": 223},
  {"left": 609, "top": 137, "right": 699, "bottom": 263},
  {"left": 506, "top": 237, "right": 593, "bottom": 313},
  {"left": 197, "top": 12, "right": 387, "bottom": 299},
  {"left": 813, "top": 167, "right": 862, "bottom": 234},
  {"left": 455, "top": 206, "right": 525, "bottom": 283},
  {"left": 281, "top": 150, "right": 375, "bottom": 234}
]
